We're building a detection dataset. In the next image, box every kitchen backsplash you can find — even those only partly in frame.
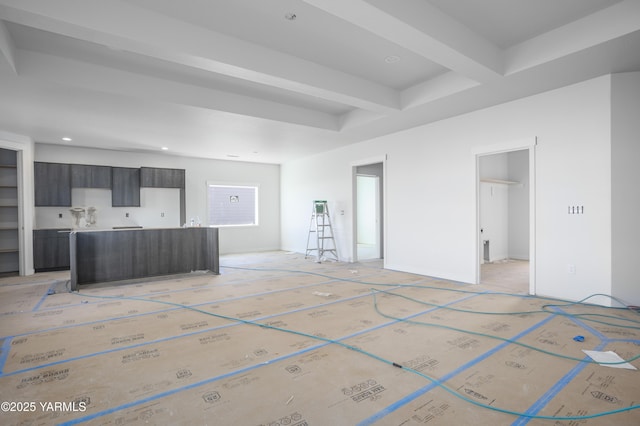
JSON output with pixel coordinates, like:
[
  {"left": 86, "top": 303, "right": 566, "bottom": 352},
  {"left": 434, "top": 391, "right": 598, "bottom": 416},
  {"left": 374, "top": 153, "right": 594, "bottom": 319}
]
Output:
[{"left": 35, "top": 187, "right": 181, "bottom": 229}]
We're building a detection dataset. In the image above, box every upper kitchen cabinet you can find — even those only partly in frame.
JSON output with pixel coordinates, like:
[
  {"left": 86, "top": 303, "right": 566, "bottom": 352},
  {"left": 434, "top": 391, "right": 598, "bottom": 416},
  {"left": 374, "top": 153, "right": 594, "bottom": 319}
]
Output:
[
  {"left": 34, "top": 162, "right": 72, "bottom": 206},
  {"left": 140, "top": 167, "right": 186, "bottom": 224},
  {"left": 71, "top": 164, "right": 112, "bottom": 188},
  {"left": 112, "top": 167, "right": 140, "bottom": 207},
  {"left": 140, "top": 167, "right": 185, "bottom": 188}
]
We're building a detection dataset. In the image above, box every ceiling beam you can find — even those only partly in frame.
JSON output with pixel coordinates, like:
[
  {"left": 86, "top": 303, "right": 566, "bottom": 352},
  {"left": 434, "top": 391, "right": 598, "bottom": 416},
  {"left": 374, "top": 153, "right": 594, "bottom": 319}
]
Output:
[
  {"left": 16, "top": 50, "right": 340, "bottom": 131},
  {"left": 505, "top": 0, "right": 640, "bottom": 75},
  {"left": 0, "top": 0, "right": 400, "bottom": 113},
  {"left": 303, "top": 0, "right": 504, "bottom": 84},
  {"left": 340, "top": 71, "right": 481, "bottom": 129},
  {"left": 339, "top": 109, "right": 385, "bottom": 131},
  {"left": 401, "top": 71, "right": 480, "bottom": 109},
  {"left": 0, "top": 19, "right": 16, "bottom": 73}
]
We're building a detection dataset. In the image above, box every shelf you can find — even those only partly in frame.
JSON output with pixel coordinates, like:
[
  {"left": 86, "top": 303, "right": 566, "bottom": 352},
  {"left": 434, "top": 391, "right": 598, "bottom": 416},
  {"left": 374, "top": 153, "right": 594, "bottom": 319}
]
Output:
[
  {"left": 480, "top": 178, "right": 521, "bottom": 185},
  {"left": 0, "top": 185, "right": 18, "bottom": 188},
  {"left": 0, "top": 227, "right": 18, "bottom": 230},
  {"left": 0, "top": 248, "right": 19, "bottom": 253},
  {"left": 0, "top": 165, "right": 17, "bottom": 169},
  {"left": 0, "top": 204, "right": 18, "bottom": 208}
]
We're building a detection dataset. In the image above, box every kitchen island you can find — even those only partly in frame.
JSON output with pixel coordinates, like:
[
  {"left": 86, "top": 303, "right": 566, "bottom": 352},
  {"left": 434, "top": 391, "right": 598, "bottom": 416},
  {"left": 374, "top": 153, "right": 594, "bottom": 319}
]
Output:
[{"left": 69, "top": 227, "right": 219, "bottom": 290}]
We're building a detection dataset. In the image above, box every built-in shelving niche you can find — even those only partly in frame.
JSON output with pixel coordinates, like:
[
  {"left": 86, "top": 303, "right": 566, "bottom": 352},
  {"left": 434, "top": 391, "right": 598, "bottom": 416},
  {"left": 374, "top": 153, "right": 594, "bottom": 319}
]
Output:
[{"left": 0, "top": 148, "right": 19, "bottom": 274}]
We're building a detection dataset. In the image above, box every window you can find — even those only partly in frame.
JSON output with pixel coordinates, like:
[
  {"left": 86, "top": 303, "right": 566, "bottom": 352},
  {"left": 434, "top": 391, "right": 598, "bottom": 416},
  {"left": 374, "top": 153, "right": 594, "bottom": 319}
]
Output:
[{"left": 207, "top": 184, "right": 258, "bottom": 226}]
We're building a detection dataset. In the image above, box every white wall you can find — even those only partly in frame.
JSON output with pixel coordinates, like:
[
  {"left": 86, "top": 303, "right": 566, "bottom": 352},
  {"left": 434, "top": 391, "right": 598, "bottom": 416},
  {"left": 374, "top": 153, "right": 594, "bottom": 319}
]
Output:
[
  {"left": 479, "top": 181, "right": 508, "bottom": 262},
  {"left": 507, "top": 150, "right": 529, "bottom": 260},
  {"left": 356, "top": 162, "right": 384, "bottom": 259},
  {"left": 480, "top": 153, "right": 508, "bottom": 180},
  {"left": 281, "top": 153, "right": 355, "bottom": 262},
  {"left": 611, "top": 72, "right": 640, "bottom": 307},
  {"left": 282, "top": 75, "right": 614, "bottom": 303},
  {"left": 356, "top": 176, "right": 377, "bottom": 245},
  {"left": 479, "top": 153, "right": 509, "bottom": 262},
  {"left": 35, "top": 145, "right": 281, "bottom": 254}
]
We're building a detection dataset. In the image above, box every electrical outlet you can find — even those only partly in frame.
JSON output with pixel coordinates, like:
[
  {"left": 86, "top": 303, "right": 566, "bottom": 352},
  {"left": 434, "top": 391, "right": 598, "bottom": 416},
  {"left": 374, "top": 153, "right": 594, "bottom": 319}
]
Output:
[
  {"left": 161, "top": 212, "right": 165, "bottom": 217},
  {"left": 58, "top": 213, "right": 63, "bottom": 219},
  {"left": 126, "top": 212, "right": 129, "bottom": 218},
  {"left": 567, "top": 264, "right": 576, "bottom": 274}
]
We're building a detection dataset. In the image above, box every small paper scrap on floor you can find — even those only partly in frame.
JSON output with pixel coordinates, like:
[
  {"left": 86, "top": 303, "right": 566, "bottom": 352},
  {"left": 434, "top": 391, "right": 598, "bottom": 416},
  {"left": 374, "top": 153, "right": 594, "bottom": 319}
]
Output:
[
  {"left": 312, "top": 291, "right": 333, "bottom": 297},
  {"left": 582, "top": 350, "right": 637, "bottom": 370}
]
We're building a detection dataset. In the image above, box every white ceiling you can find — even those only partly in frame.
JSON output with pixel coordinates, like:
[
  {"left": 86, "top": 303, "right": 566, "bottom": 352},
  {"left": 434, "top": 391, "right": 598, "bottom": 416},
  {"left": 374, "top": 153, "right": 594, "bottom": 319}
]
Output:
[{"left": 0, "top": 0, "right": 639, "bottom": 164}]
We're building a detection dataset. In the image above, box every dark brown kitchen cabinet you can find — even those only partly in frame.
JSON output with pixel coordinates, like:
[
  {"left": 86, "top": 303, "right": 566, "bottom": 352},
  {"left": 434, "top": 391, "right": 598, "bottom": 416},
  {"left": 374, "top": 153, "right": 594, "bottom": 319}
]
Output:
[
  {"left": 71, "top": 164, "right": 112, "bottom": 188},
  {"left": 140, "top": 167, "right": 185, "bottom": 188},
  {"left": 33, "top": 229, "right": 71, "bottom": 271},
  {"left": 111, "top": 167, "right": 140, "bottom": 207},
  {"left": 70, "top": 227, "right": 218, "bottom": 290},
  {"left": 34, "top": 162, "right": 72, "bottom": 206}
]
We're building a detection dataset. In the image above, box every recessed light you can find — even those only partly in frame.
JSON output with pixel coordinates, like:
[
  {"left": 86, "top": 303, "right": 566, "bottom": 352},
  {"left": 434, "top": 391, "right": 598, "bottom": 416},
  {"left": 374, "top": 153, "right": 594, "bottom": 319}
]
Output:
[
  {"left": 284, "top": 12, "right": 297, "bottom": 21},
  {"left": 384, "top": 55, "right": 400, "bottom": 64},
  {"left": 161, "top": 147, "right": 169, "bottom": 151},
  {"left": 62, "top": 137, "right": 72, "bottom": 142}
]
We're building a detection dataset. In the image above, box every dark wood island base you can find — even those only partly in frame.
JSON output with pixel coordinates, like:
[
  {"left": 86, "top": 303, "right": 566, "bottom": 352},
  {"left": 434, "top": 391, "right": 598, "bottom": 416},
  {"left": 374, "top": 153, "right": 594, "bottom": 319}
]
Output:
[{"left": 70, "top": 227, "right": 219, "bottom": 291}]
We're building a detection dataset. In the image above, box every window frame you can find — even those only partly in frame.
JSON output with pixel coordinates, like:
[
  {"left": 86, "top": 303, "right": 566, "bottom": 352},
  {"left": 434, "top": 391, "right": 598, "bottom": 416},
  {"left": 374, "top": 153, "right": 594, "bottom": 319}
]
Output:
[{"left": 206, "top": 182, "right": 259, "bottom": 227}]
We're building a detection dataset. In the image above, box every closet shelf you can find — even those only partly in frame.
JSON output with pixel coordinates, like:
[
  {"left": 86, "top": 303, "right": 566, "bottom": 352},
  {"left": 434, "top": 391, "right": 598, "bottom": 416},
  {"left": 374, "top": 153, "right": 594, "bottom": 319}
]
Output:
[{"left": 480, "top": 178, "right": 521, "bottom": 185}]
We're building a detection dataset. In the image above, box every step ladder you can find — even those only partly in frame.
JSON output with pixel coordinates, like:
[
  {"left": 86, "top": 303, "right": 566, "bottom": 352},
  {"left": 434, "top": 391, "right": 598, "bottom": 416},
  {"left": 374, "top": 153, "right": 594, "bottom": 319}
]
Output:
[{"left": 305, "top": 200, "right": 338, "bottom": 263}]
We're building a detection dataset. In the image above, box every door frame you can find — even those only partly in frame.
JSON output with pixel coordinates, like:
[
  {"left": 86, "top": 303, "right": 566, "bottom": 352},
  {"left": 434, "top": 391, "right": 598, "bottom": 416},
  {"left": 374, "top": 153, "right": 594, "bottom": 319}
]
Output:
[
  {"left": 351, "top": 155, "right": 386, "bottom": 264},
  {"left": 474, "top": 138, "right": 536, "bottom": 294}
]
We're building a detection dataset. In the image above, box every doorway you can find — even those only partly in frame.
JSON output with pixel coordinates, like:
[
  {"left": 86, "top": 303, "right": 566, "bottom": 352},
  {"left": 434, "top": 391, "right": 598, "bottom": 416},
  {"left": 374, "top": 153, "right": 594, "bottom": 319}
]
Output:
[
  {"left": 354, "top": 162, "right": 384, "bottom": 261},
  {"left": 477, "top": 145, "right": 534, "bottom": 294}
]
